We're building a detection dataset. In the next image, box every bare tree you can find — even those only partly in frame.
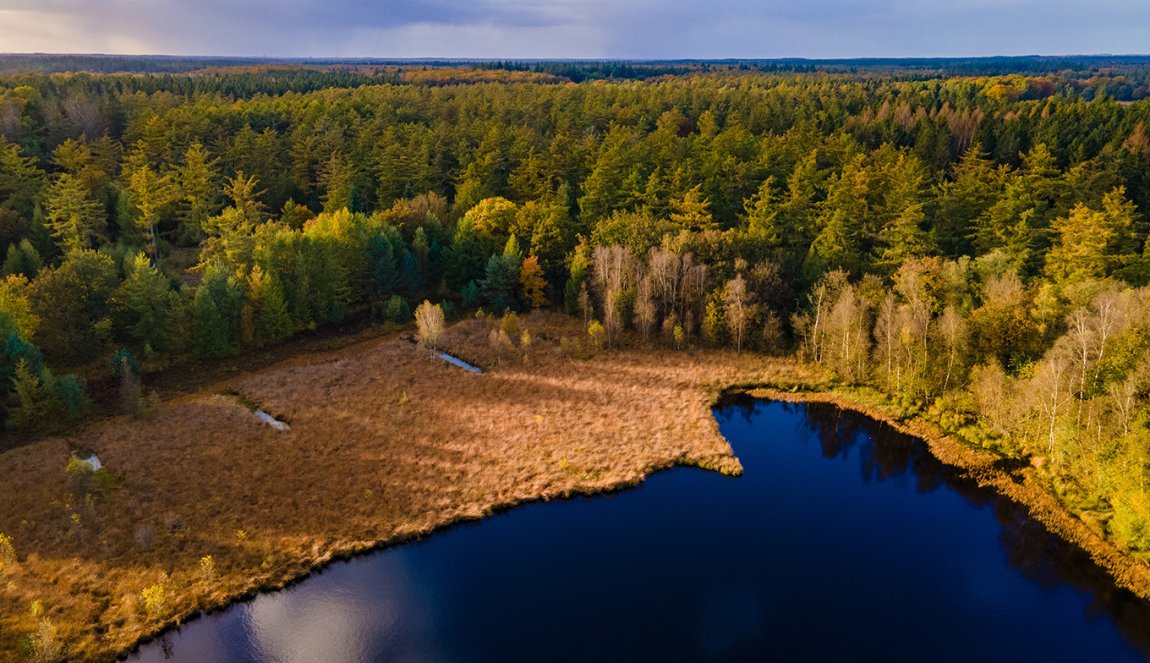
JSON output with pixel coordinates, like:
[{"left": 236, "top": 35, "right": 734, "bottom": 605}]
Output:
[
  {"left": 647, "top": 247, "right": 681, "bottom": 322},
  {"left": 794, "top": 270, "right": 848, "bottom": 364},
  {"left": 971, "top": 361, "right": 1016, "bottom": 439},
  {"left": 723, "top": 273, "right": 757, "bottom": 353},
  {"left": 592, "top": 245, "right": 635, "bottom": 346},
  {"left": 1031, "top": 350, "right": 1078, "bottom": 457},
  {"left": 936, "top": 304, "right": 968, "bottom": 393},
  {"left": 1109, "top": 376, "right": 1138, "bottom": 437},
  {"left": 635, "top": 274, "right": 657, "bottom": 340},
  {"left": 679, "top": 253, "right": 709, "bottom": 341},
  {"left": 823, "top": 282, "right": 870, "bottom": 383},
  {"left": 873, "top": 294, "right": 898, "bottom": 391}
]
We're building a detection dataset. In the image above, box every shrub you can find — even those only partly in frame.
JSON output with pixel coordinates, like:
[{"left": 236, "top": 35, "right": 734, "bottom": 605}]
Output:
[
  {"left": 0, "top": 532, "right": 14, "bottom": 568},
  {"left": 587, "top": 320, "right": 606, "bottom": 351},
  {"left": 141, "top": 583, "right": 167, "bottom": 620},
  {"left": 25, "top": 617, "right": 63, "bottom": 663},
  {"left": 382, "top": 295, "right": 411, "bottom": 323},
  {"left": 199, "top": 555, "right": 216, "bottom": 582},
  {"left": 134, "top": 524, "right": 155, "bottom": 552},
  {"left": 500, "top": 311, "right": 521, "bottom": 342}
]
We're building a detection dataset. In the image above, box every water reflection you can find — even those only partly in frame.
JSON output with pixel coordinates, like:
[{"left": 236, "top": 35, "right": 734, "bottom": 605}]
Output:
[
  {"left": 724, "top": 396, "right": 1150, "bottom": 657},
  {"left": 132, "top": 398, "right": 1150, "bottom": 663}
]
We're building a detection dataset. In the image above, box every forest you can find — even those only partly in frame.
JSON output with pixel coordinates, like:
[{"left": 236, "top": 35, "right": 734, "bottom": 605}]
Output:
[{"left": 3, "top": 58, "right": 1150, "bottom": 557}]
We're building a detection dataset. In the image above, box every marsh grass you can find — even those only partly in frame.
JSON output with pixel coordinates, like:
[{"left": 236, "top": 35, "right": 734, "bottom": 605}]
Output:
[{"left": 0, "top": 312, "right": 812, "bottom": 662}]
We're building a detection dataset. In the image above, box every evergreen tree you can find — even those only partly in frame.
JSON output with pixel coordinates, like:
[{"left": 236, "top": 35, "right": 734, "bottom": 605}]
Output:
[
  {"left": 177, "top": 142, "right": 220, "bottom": 244},
  {"left": 368, "top": 229, "right": 399, "bottom": 303},
  {"left": 398, "top": 250, "right": 426, "bottom": 297},
  {"left": 669, "top": 184, "right": 716, "bottom": 232},
  {"left": 127, "top": 163, "right": 181, "bottom": 263},
  {"left": 250, "top": 265, "right": 293, "bottom": 345},
  {"left": 45, "top": 173, "right": 105, "bottom": 255},
  {"left": 111, "top": 253, "right": 179, "bottom": 352}
]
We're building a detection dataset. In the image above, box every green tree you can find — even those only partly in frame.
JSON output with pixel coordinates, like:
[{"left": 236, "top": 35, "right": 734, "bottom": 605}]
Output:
[
  {"left": 111, "top": 252, "right": 180, "bottom": 352},
  {"left": 28, "top": 251, "right": 118, "bottom": 364},
  {"left": 2, "top": 239, "right": 41, "bottom": 278},
  {"left": 482, "top": 244, "right": 522, "bottom": 313},
  {"left": 0, "top": 138, "right": 47, "bottom": 247},
  {"left": 249, "top": 265, "right": 292, "bottom": 346},
  {"left": 1044, "top": 188, "right": 1143, "bottom": 283},
  {"left": 127, "top": 163, "right": 181, "bottom": 263},
  {"left": 669, "top": 184, "right": 716, "bottom": 232},
  {"left": 45, "top": 173, "right": 104, "bottom": 255},
  {"left": 177, "top": 142, "right": 220, "bottom": 244},
  {"left": 201, "top": 172, "right": 266, "bottom": 268}
]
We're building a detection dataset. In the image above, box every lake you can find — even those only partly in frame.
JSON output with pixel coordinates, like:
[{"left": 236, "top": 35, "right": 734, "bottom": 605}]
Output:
[{"left": 129, "top": 398, "right": 1150, "bottom": 662}]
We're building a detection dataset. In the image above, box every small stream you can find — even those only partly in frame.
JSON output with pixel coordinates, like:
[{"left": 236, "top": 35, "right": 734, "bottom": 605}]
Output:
[{"left": 128, "top": 399, "right": 1150, "bottom": 662}]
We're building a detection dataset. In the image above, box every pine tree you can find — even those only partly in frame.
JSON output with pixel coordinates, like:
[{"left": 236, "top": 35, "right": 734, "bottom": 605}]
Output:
[
  {"left": 127, "top": 163, "right": 180, "bottom": 263},
  {"left": 319, "top": 152, "right": 354, "bottom": 213},
  {"left": 743, "top": 177, "right": 782, "bottom": 243},
  {"left": 670, "top": 184, "right": 716, "bottom": 232},
  {"left": 251, "top": 266, "right": 292, "bottom": 345},
  {"left": 877, "top": 203, "right": 936, "bottom": 272},
  {"left": 177, "top": 142, "right": 220, "bottom": 244},
  {"left": 805, "top": 210, "right": 860, "bottom": 280},
  {"left": 7, "top": 358, "right": 51, "bottom": 430},
  {"left": 45, "top": 173, "right": 104, "bottom": 255},
  {"left": 368, "top": 230, "right": 399, "bottom": 302},
  {"left": 111, "top": 253, "right": 177, "bottom": 351}
]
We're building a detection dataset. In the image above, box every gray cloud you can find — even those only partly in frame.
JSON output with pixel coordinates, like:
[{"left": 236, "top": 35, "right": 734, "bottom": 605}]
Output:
[{"left": 0, "top": 0, "right": 1149, "bottom": 58}]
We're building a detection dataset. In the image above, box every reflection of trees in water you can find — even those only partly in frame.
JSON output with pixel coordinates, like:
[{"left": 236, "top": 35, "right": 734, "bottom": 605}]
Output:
[
  {"left": 716, "top": 395, "right": 1150, "bottom": 656},
  {"left": 992, "top": 497, "right": 1150, "bottom": 654},
  {"left": 802, "top": 401, "right": 954, "bottom": 493}
]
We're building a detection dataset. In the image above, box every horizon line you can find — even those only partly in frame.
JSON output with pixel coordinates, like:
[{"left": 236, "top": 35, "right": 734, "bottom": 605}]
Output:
[{"left": 4, "top": 53, "right": 1150, "bottom": 63}]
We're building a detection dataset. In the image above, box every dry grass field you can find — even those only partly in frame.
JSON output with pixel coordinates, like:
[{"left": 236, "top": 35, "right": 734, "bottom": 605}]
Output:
[{"left": 0, "top": 312, "right": 814, "bottom": 662}]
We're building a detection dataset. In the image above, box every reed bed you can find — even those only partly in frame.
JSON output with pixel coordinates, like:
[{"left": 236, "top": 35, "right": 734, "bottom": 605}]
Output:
[{"left": 0, "top": 312, "right": 811, "bottom": 662}]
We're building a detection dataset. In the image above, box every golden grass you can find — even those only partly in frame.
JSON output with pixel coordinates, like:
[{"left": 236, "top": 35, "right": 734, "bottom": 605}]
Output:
[{"left": 0, "top": 312, "right": 813, "bottom": 662}]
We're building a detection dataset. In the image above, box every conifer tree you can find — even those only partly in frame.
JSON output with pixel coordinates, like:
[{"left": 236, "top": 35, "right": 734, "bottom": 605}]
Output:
[{"left": 45, "top": 173, "right": 104, "bottom": 255}]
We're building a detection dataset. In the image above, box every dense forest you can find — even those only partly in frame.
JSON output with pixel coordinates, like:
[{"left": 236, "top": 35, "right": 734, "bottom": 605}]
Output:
[{"left": 4, "top": 59, "right": 1150, "bottom": 553}]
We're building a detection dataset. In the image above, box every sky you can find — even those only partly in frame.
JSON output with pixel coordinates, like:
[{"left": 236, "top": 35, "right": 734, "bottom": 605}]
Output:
[{"left": 1, "top": 0, "right": 1149, "bottom": 59}]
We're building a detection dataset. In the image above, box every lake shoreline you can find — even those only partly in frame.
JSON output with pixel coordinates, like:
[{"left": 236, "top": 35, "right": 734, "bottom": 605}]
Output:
[
  {"left": 6, "top": 310, "right": 1150, "bottom": 662},
  {"left": 1, "top": 313, "right": 782, "bottom": 663},
  {"left": 739, "top": 387, "right": 1150, "bottom": 604}
]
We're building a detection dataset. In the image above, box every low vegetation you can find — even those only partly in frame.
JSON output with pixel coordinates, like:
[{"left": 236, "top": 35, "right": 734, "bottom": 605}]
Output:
[{"left": 0, "top": 313, "right": 811, "bottom": 661}]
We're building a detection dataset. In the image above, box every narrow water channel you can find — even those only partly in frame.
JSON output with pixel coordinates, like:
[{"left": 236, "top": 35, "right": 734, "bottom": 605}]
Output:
[{"left": 128, "top": 398, "right": 1150, "bottom": 662}]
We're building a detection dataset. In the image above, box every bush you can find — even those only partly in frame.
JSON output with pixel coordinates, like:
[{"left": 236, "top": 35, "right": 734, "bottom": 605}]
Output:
[
  {"left": 0, "top": 532, "right": 14, "bottom": 568},
  {"left": 24, "top": 617, "right": 63, "bottom": 663},
  {"left": 587, "top": 320, "right": 606, "bottom": 351},
  {"left": 141, "top": 582, "right": 168, "bottom": 621},
  {"left": 499, "top": 311, "right": 521, "bottom": 341},
  {"left": 382, "top": 295, "right": 411, "bottom": 323},
  {"left": 1110, "top": 492, "right": 1150, "bottom": 552},
  {"left": 199, "top": 555, "right": 216, "bottom": 581}
]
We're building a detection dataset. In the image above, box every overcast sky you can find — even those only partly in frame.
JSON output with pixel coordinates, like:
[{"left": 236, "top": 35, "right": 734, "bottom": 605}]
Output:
[{"left": 1, "top": 0, "right": 1149, "bottom": 59}]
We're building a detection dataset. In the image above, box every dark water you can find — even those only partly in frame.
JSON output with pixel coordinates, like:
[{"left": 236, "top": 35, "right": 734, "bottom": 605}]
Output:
[{"left": 130, "top": 399, "right": 1150, "bottom": 662}]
